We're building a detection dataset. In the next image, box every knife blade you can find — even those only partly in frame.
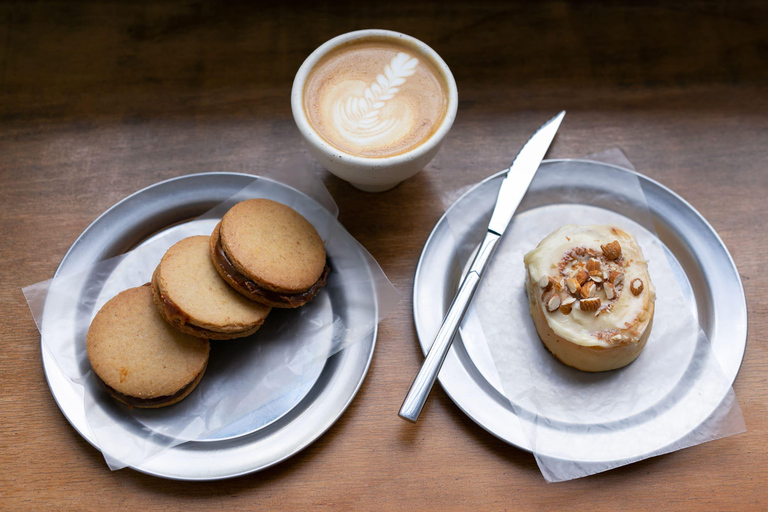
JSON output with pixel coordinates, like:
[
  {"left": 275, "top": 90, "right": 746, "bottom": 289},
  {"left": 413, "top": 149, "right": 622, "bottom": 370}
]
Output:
[{"left": 398, "top": 111, "right": 565, "bottom": 423}]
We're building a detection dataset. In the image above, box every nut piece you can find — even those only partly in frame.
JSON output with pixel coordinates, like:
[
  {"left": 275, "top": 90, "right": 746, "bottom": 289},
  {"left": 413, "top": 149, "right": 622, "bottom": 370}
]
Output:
[
  {"left": 589, "top": 270, "right": 603, "bottom": 283},
  {"left": 579, "top": 297, "right": 601, "bottom": 311},
  {"left": 574, "top": 269, "right": 589, "bottom": 286},
  {"left": 539, "top": 275, "right": 554, "bottom": 291},
  {"left": 609, "top": 271, "right": 625, "bottom": 285},
  {"left": 580, "top": 280, "right": 596, "bottom": 298},
  {"left": 630, "top": 278, "right": 644, "bottom": 296},
  {"left": 610, "top": 333, "right": 625, "bottom": 343},
  {"left": 545, "top": 294, "right": 561, "bottom": 312},
  {"left": 561, "top": 295, "right": 577, "bottom": 306},
  {"left": 601, "top": 240, "right": 622, "bottom": 260},
  {"left": 604, "top": 282, "right": 616, "bottom": 300},
  {"left": 559, "top": 303, "right": 573, "bottom": 315},
  {"left": 565, "top": 278, "right": 581, "bottom": 295},
  {"left": 586, "top": 258, "right": 601, "bottom": 272}
]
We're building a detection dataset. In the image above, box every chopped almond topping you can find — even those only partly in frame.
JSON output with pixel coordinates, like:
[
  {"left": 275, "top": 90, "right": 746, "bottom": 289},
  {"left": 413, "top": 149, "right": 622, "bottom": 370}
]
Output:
[
  {"left": 546, "top": 294, "right": 561, "bottom": 312},
  {"left": 580, "top": 281, "right": 596, "bottom": 299},
  {"left": 579, "top": 297, "right": 601, "bottom": 311},
  {"left": 601, "top": 240, "right": 622, "bottom": 260},
  {"left": 574, "top": 269, "right": 589, "bottom": 286}
]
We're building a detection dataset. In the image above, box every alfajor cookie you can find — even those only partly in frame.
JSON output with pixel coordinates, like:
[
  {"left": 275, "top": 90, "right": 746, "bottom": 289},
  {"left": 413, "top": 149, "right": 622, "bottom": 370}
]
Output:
[
  {"left": 151, "top": 235, "right": 271, "bottom": 340},
  {"left": 524, "top": 225, "right": 656, "bottom": 372},
  {"left": 210, "top": 199, "right": 330, "bottom": 308},
  {"left": 86, "top": 284, "right": 210, "bottom": 408}
]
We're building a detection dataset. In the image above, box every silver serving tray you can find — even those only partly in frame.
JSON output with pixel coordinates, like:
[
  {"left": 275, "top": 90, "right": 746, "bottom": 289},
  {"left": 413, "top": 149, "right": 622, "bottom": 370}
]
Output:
[
  {"left": 413, "top": 159, "right": 747, "bottom": 455},
  {"left": 41, "top": 172, "right": 377, "bottom": 480}
]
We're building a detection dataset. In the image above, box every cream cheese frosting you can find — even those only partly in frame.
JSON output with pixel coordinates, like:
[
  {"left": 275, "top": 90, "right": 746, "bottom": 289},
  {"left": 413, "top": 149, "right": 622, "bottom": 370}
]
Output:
[{"left": 524, "top": 224, "right": 655, "bottom": 349}]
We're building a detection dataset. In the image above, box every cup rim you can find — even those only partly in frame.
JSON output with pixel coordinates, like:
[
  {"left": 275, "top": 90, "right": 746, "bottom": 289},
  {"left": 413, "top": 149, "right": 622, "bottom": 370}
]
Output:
[{"left": 291, "top": 29, "right": 458, "bottom": 168}]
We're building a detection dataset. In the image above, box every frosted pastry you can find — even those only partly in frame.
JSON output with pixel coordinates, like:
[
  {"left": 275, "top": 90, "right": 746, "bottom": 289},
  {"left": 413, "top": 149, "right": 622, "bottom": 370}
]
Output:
[{"left": 524, "top": 225, "right": 656, "bottom": 372}]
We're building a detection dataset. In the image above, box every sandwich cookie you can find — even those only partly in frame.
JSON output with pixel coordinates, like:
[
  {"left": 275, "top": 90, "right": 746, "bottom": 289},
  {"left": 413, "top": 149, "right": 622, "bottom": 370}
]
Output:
[
  {"left": 151, "top": 236, "right": 271, "bottom": 340},
  {"left": 524, "top": 225, "right": 656, "bottom": 372},
  {"left": 86, "top": 284, "right": 210, "bottom": 408},
  {"left": 211, "top": 199, "right": 330, "bottom": 308}
]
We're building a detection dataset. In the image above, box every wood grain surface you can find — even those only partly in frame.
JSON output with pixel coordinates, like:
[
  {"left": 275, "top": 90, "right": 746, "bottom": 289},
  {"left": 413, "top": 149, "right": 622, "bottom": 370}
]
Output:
[{"left": 2, "top": 1, "right": 767, "bottom": 510}]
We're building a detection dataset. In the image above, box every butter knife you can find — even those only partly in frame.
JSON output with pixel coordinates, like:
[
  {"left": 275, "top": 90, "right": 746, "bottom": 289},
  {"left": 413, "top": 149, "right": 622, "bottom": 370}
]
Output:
[{"left": 399, "top": 111, "right": 566, "bottom": 423}]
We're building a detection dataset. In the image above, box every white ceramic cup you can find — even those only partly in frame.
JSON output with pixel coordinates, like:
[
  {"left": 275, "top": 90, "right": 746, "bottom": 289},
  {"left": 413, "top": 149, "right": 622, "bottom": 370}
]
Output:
[{"left": 291, "top": 29, "right": 458, "bottom": 193}]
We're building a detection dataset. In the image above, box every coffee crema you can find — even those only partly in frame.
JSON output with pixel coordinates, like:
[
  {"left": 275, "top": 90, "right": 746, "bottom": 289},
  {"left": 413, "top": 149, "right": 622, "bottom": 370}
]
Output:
[{"left": 303, "top": 38, "right": 450, "bottom": 159}]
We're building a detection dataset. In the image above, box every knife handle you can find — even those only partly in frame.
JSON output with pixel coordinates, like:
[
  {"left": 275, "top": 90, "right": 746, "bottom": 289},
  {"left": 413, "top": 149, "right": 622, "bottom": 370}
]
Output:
[{"left": 399, "top": 231, "right": 501, "bottom": 423}]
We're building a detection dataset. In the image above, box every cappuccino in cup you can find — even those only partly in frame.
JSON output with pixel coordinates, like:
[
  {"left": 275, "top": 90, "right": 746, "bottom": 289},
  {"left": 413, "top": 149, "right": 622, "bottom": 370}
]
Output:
[
  {"left": 302, "top": 37, "right": 451, "bottom": 159},
  {"left": 292, "top": 30, "right": 458, "bottom": 192}
]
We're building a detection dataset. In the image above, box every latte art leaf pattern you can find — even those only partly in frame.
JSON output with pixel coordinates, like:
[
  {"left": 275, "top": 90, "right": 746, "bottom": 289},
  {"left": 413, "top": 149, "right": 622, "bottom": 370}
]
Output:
[{"left": 333, "top": 52, "right": 419, "bottom": 144}]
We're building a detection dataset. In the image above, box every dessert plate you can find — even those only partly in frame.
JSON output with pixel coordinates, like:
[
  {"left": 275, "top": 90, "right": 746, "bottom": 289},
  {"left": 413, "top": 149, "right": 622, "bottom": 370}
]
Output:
[
  {"left": 413, "top": 159, "right": 747, "bottom": 456},
  {"left": 41, "top": 172, "right": 378, "bottom": 480}
]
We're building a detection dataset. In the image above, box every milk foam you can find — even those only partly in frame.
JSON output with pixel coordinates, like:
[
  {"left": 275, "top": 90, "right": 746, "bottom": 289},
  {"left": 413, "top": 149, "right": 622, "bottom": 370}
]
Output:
[{"left": 303, "top": 40, "right": 449, "bottom": 158}]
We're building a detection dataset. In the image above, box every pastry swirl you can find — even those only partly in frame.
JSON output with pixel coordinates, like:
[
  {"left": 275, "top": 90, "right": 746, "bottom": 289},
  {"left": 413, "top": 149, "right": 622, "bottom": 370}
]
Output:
[{"left": 524, "top": 224, "right": 656, "bottom": 372}]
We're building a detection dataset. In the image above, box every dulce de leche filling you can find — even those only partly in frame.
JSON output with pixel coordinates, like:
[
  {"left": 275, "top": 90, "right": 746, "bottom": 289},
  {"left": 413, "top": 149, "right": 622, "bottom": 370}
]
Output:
[
  {"left": 96, "top": 372, "right": 199, "bottom": 408},
  {"left": 157, "top": 292, "right": 215, "bottom": 335},
  {"left": 214, "top": 236, "right": 330, "bottom": 307},
  {"left": 159, "top": 292, "right": 189, "bottom": 326}
]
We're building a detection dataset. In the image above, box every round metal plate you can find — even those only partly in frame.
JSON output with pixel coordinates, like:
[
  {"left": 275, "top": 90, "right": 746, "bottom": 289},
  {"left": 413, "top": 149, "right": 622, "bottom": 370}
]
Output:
[
  {"left": 413, "top": 159, "right": 747, "bottom": 454},
  {"left": 41, "top": 172, "right": 378, "bottom": 480}
]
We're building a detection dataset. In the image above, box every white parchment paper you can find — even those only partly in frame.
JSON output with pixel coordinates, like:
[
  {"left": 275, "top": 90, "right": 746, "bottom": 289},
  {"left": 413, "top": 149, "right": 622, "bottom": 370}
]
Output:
[
  {"left": 24, "top": 160, "right": 400, "bottom": 471},
  {"left": 452, "top": 151, "right": 745, "bottom": 481}
]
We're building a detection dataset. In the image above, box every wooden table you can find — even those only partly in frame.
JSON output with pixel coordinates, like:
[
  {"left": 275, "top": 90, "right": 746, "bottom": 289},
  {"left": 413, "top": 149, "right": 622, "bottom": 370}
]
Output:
[{"left": 2, "top": 1, "right": 767, "bottom": 510}]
